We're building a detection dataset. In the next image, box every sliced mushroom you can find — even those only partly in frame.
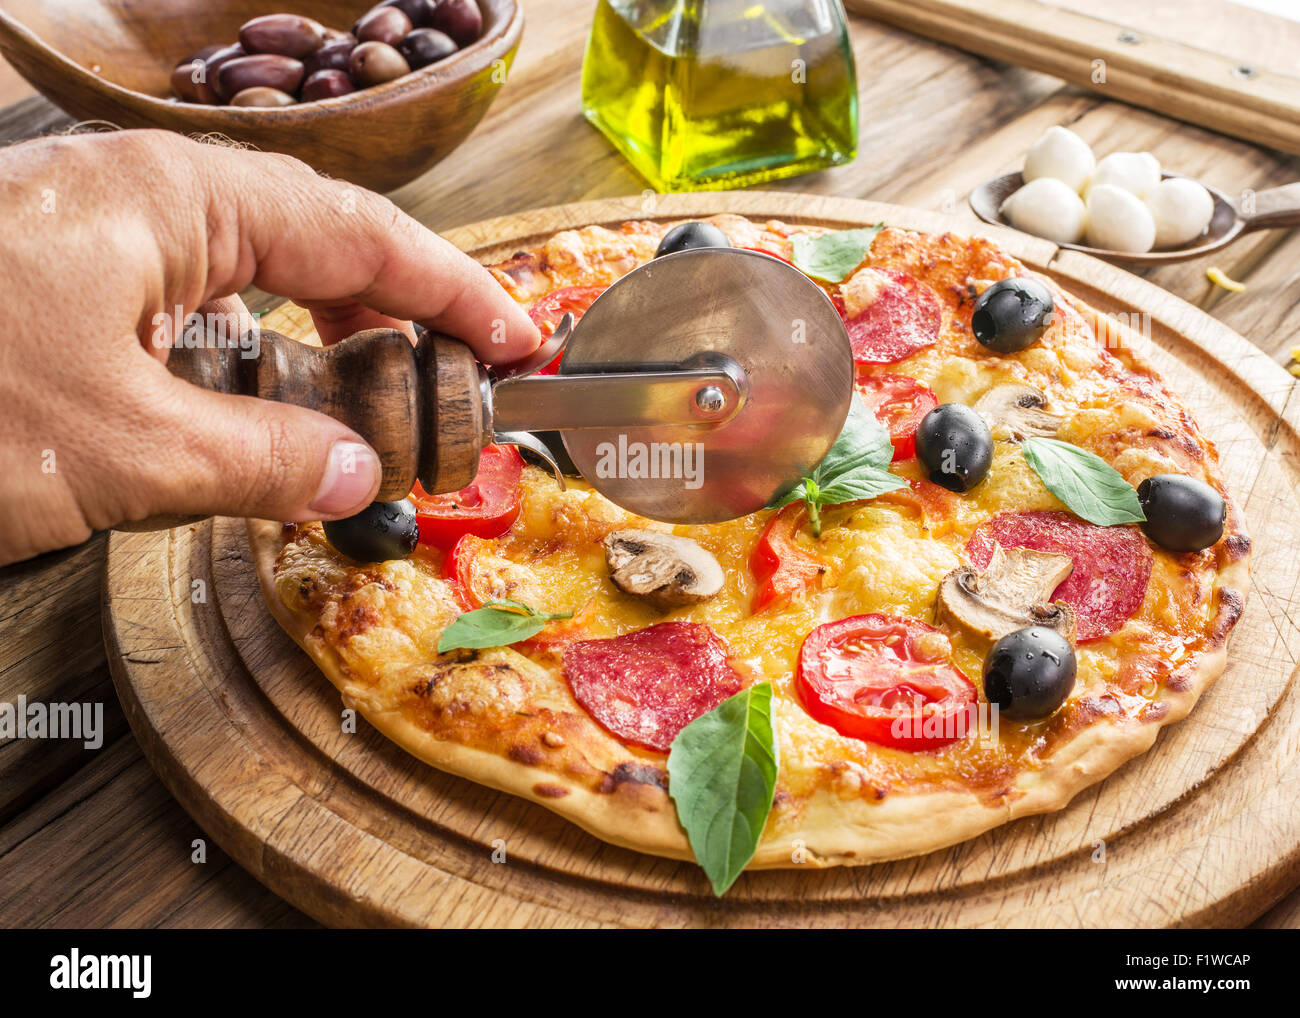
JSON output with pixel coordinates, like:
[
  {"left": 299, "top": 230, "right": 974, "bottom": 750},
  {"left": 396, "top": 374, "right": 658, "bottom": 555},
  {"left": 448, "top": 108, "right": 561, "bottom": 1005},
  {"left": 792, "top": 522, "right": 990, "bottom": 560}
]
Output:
[
  {"left": 603, "top": 529, "right": 724, "bottom": 610},
  {"left": 937, "top": 541, "right": 1077, "bottom": 644},
  {"left": 973, "top": 383, "right": 1065, "bottom": 441}
]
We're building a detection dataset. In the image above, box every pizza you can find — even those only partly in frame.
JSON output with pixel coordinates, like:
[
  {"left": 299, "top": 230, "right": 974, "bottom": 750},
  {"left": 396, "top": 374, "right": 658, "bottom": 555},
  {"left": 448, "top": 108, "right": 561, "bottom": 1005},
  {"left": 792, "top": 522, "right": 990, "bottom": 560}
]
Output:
[{"left": 247, "top": 213, "right": 1249, "bottom": 888}]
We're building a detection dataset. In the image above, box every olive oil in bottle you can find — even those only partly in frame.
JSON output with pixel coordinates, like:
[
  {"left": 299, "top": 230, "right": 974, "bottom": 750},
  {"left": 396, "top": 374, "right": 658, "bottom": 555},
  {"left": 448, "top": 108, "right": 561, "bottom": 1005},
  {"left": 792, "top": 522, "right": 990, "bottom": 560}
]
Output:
[{"left": 581, "top": 0, "right": 858, "bottom": 192}]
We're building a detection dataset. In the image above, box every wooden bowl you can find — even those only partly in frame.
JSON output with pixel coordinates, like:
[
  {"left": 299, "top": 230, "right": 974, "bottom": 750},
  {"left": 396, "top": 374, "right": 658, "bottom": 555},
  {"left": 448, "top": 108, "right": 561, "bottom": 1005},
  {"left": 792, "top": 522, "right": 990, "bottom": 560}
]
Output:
[{"left": 0, "top": 0, "right": 522, "bottom": 192}]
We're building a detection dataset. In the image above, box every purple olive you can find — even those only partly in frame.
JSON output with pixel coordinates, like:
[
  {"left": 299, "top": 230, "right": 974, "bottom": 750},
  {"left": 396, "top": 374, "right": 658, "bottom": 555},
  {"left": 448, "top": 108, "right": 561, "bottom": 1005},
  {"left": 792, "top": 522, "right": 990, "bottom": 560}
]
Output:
[
  {"left": 170, "top": 59, "right": 205, "bottom": 102},
  {"left": 180, "top": 44, "right": 224, "bottom": 65},
  {"left": 304, "top": 37, "right": 357, "bottom": 76},
  {"left": 217, "top": 54, "right": 305, "bottom": 102},
  {"left": 239, "top": 14, "right": 326, "bottom": 59},
  {"left": 196, "top": 43, "right": 243, "bottom": 104},
  {"left": 348, "top": 40, "right": 410, "bottom": 86},
  {"left": 229, "top": 86, "right": 297, "bottom": 108},
  {"left": 399, "top": 28, "right": 457, "bottom": 69},
  {"left": 382, "top": 0, "right": 437, "bottom": 26},
  {"left": 301, "top": 68, "right": 356, "bottom": 101},
  {"left": 354, "top": 5, "right": 412, "bottom": 46},
  {"left": 323, "top": 26, "right": 353, "bottom": 42},
  {"left": 428, "top": 0, "right": 482, "bottom": 47}
]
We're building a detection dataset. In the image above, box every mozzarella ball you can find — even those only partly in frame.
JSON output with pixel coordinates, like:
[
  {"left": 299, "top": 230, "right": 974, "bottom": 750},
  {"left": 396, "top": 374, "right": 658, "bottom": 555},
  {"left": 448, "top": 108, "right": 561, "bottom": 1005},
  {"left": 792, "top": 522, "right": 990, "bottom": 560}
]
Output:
[
  {"left": 1086, "top": 185, "right": 1156, "bottom": 253},
  {"left": 1086, "top": 151, "right": 1162, "bottom": 198},
  {"left": 1146, "top": 177, "right": 1215, "bottom": 248},
  {"left": 1022, "top": 126, "right": 1096, "bottom": 193},
  {"left": 1000, "top": 178, "right": 1088, "bottom": 244}
]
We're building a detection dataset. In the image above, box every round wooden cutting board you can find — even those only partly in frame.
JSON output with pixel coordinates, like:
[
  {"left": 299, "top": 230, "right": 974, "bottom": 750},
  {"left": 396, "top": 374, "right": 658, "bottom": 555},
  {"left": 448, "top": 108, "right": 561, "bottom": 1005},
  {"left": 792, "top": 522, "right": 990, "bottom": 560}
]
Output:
[{"left": 104, "top": 193, "right": 1300, "bottom": 928}]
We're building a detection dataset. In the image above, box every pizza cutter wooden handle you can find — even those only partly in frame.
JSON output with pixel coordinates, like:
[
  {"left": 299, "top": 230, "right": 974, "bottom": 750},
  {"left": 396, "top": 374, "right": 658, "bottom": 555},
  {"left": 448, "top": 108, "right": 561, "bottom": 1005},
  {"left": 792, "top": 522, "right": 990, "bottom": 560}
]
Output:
[{"left": 117, "top": 328, "right": 485, "bottom": 532}]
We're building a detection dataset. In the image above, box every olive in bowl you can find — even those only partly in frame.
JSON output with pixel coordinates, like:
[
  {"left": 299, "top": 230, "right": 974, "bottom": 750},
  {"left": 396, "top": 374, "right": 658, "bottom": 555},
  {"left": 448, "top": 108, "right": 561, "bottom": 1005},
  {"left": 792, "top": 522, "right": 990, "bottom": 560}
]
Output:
[{"left": 0, "top": 0, "right": 522, "bottom": 191}]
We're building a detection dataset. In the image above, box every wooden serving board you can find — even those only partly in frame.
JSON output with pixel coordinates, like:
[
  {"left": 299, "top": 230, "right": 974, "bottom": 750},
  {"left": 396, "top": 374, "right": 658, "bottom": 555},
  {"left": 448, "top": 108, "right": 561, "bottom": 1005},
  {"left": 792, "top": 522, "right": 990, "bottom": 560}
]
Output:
[{"left": 104, "top": 193, "right": 1300, "bottom": 928}]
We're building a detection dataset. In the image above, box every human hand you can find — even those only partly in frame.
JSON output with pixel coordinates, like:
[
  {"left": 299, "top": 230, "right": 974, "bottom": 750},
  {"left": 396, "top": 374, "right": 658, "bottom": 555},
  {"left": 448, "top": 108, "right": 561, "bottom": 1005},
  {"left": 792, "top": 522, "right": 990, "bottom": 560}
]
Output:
[{"left": 0, "top": 129, "right": 539, "bottom": 566}]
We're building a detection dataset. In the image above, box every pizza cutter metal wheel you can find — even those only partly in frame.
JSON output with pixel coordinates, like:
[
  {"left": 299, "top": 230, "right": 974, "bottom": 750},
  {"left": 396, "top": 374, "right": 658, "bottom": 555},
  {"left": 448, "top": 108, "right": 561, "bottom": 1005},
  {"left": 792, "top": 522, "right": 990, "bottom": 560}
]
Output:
[{"left": 552, "top": 248, "right": 854, "bottom": 523}]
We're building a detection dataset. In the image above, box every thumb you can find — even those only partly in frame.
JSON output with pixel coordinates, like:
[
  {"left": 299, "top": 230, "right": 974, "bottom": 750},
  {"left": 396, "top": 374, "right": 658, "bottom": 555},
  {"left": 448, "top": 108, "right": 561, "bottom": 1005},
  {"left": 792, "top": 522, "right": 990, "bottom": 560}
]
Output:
[{"left": 144, "top": 371, "right": 382, "bottom": 522}]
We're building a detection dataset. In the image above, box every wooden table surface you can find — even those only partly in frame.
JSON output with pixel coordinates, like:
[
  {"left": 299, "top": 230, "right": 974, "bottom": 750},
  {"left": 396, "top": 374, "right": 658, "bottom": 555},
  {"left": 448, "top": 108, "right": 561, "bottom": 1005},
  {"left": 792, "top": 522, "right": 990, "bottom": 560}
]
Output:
[{"left": 2, "top": 2, "right": 1298, "bottom": 929}]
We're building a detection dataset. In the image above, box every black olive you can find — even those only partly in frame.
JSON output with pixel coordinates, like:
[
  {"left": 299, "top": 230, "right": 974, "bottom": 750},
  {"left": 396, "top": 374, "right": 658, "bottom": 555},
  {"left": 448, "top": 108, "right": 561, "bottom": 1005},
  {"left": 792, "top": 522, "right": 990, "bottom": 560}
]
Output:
[
  {"left": 982, "top": 626, "right": 1077, "bottom": 722},
  {"left": 323, "top": 498, "right": 419, "bottom": 562},
  {"left": 914, "top": 403, "right": 993, "bottom": 492},
  {"left": 400, "top": 28, "right": 458, "bottom": 69},
  {"left": 971, "top": 277, "right": 1055, "bottom": 353},
  {"left": 655, "top": 222, "right": 732, "bottom": 258},
  {"left": 1136, "top": 473, "right": 1225, "bottom": 552}
]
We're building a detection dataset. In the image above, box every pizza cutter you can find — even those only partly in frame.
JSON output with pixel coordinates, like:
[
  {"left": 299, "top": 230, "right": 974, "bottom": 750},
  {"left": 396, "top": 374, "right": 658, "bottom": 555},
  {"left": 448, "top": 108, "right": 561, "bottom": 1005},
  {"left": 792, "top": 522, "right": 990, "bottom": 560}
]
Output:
[{"left": 163, "top": 247, "right": 854, "bottom": 524}]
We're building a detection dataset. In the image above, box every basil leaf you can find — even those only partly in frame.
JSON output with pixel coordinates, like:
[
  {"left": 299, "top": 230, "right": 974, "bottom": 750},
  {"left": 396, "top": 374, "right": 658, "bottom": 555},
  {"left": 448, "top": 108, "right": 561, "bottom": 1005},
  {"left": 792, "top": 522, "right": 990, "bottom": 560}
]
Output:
[
  {"left": 770, "top": 478, "right": 812, "bottom": 511},
  {"left": 815, "top": 392, "right": 896, "bottom": 480},
  {"left": 667, "top": 682, "right": 779, "bottom": 896},
  {"left": 1022, "top": 437, "right": 1146, "bottom": 526},
  {"left": 766, "top": 394, "right": 904, "bottom": 535},
  {"left": 791, "top": 224, "right": 884, "bottom": 283},
  {"left": 437, "top": 600, "right": 572, "bottom": 653},
  {"left": 817, "top": 469, "right": 906, "bottom": 506}
]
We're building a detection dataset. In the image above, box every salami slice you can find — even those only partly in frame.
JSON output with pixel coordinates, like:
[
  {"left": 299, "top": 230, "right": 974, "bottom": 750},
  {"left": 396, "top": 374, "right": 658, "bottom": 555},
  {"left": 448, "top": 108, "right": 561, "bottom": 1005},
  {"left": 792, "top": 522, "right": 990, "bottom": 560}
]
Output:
[
  {"left": 562, "top": 621, "right": 744, "bottom": 752},
  {"left": 966, "top": 511, "right": 1152, "bottom": 642},
  {"left": 839, "top": 268, "right": 942, "bottom": 364}
]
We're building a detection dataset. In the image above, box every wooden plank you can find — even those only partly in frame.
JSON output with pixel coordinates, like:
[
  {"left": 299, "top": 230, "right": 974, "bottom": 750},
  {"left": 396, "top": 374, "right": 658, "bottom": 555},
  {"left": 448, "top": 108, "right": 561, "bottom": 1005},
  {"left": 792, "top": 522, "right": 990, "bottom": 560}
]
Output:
[
  {"left": 0, "top": 538, "right": 122, "bottom": 826},
  {"left": 1039, "top": 0, "right": 1300, "bottom": 80},
  {"left": 0, "top": 737, "right": 315, "bottom": 928},
  {"left": 1204, "top": 228, "right": 1300, "bottom": 364},
  {"left": 845, "top": 0, "right": 1300, "bottom": 154}
]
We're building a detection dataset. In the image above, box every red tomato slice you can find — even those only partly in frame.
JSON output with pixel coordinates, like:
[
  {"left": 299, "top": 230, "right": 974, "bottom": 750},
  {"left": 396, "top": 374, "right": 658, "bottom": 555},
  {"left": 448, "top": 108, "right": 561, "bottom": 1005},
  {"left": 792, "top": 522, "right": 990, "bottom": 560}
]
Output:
[
  {"left": 749, "top": 505, "right": 827, "bottom": 613},
  {"left": 520, "top": 599, "right": 596, "bottom": 654},
  {"left": 855, "top": 372, "right": 938, "bottom": 461},
  {"left": 443, "top": 533, "right": 490, "bottom": 610},
  {"left": 527, "top": 285, "right": 605, "bottom": 375},
  {"left": 412, "top": 445, "right": 524, "bottom": 549},
  {"left": 797, "top": 614, "right": 977, "bottom": 751},
  {"left": 875, "top": 476, "right": 959, "bottom": 520}
]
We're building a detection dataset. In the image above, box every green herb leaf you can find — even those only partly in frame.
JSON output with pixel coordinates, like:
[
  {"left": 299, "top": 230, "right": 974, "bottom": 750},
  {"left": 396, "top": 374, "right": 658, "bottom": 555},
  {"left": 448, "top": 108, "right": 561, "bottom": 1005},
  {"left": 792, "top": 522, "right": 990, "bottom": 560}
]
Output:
[
  {"left": 667, "top": 682, "right": 779, "bottom": 897},
  {"left": 771, "top": 477, "right": 814, "bottom": 511},
  {"left": 816, "top": 470, "right": 906, "bottom": 506},
  {"left": 437, "top": 599, "right": 572, "bottom": 653},
  {"left": 791, "top": 224, "right": 884, "bottom": 283},
  {"left": 768, "top": 394, "right": 906, "bottom": 534},
  {"left": 816, "top": 392, "right": 898, "bottom": 479},
  {"left": 1022, "top": 437, "right": 1146, "bottom": 526}
]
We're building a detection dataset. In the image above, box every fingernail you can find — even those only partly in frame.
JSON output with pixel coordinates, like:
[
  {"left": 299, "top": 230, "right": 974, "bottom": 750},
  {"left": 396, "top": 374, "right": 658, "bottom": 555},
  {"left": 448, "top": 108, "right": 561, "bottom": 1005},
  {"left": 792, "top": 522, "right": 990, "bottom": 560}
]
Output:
[{"left": 310, "top": 441, "right": 380, "bottom": 515}]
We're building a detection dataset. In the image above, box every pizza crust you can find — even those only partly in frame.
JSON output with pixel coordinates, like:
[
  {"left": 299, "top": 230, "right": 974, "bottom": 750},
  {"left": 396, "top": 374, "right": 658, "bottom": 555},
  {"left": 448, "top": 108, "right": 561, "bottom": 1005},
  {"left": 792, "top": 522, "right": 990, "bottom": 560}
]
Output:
[{"left": 244, "top": 217, "right": 1250, "bottom": 872}]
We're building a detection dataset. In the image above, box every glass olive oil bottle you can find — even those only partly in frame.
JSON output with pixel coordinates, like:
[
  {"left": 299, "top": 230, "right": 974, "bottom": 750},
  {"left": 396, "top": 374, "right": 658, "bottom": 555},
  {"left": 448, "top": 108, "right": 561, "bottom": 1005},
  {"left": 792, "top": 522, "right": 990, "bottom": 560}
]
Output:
[{"left": 581, "top": 0, "right": 858, "bottom": 192}]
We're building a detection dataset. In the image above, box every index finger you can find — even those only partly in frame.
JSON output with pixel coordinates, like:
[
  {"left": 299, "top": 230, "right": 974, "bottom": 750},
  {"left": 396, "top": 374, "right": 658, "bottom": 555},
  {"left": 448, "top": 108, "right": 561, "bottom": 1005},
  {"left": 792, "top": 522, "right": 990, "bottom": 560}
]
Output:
[{"left": 189, "top": 144, "right": 539, "bottom": 364}]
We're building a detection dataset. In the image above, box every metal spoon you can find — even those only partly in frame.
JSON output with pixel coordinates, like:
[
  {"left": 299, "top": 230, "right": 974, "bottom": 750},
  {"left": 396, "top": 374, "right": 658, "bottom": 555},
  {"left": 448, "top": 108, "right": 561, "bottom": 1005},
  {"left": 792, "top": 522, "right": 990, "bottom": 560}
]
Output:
[{"left": 970, "top": 172, "right": 1300, "bottom": 265}]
